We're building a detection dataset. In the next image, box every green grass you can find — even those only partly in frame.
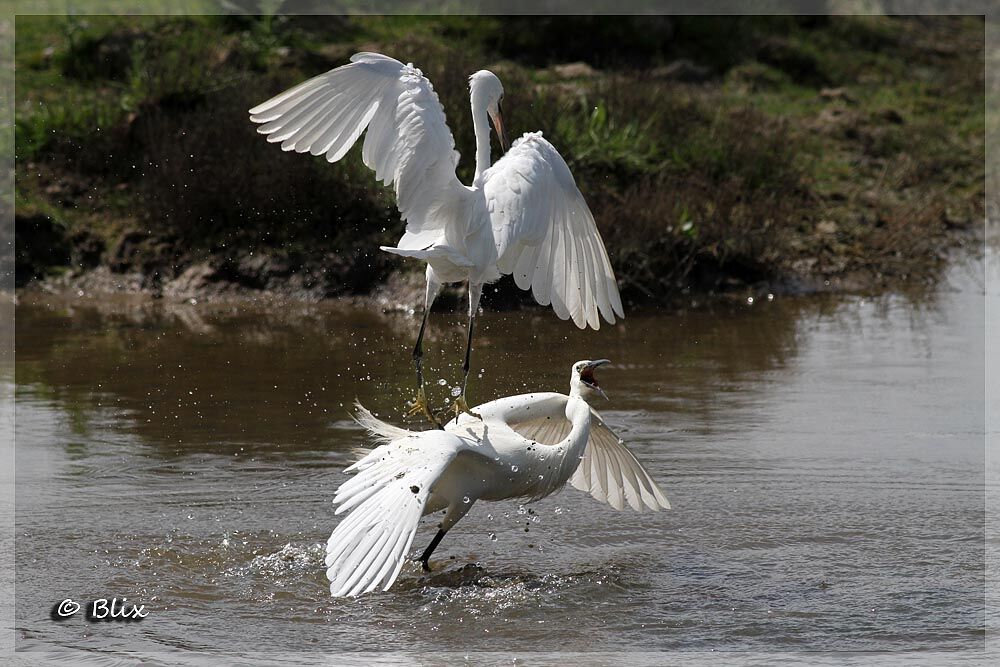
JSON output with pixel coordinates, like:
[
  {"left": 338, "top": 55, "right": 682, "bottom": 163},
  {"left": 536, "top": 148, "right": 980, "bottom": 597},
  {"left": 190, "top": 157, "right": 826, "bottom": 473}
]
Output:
[{"left": 13, "top": 14, "right": 985, "bottom": 299}]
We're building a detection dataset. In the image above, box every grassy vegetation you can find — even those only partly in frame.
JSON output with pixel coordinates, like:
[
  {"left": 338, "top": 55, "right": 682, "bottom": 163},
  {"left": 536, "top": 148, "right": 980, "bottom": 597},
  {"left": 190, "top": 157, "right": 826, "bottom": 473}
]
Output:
[{"left": 13, "top": 14, "right": 984, "bottom": 303}]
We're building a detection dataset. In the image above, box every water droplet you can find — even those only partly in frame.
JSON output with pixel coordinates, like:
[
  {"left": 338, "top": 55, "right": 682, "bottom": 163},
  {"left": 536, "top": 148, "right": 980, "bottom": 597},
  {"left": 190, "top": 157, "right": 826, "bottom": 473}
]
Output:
[
  {"left": 487, "top": 513, "right": 493, "bottom": 521},
  {"left": 517, "top": 505, "right": 527, "bottom": 515},
  {"left": 462, "top": 496, "right": 470, "bottom": 503},
  {"left": 489, "top": 533, "right": 497, "bottom": 541},
  {"left": 437, "top": 378, "right": 447, "bottom": 386},
  {"left": 746, "top": 296, "right": 754, "bottom": 305},
  {"left": 510, "top": 465, "right": 519, "bottom": 473},
  {"left": 451, "top": 387, "right": 461, "bottom": 397},
  {"left": 767, "top": 293, "right": 774, "bottom": 301}
]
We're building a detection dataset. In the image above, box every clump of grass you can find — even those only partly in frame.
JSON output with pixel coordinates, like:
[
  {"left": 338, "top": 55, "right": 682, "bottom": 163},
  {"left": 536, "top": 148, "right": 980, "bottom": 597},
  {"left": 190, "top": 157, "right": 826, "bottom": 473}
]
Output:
[
  {"left": 597, "top": 108, "right": 809, "bottom": 298},
  {"left": 553, "top": 100, "right": 660, "bottom": 175},
  {"left": 15, "top": 92, "right": 127, "bottom": 163}
]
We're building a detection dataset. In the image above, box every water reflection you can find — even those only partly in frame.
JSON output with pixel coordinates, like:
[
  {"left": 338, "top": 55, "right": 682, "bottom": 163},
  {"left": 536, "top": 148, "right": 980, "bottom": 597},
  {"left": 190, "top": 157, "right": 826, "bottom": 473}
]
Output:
[
  {"left": 13, "top": 253, "right": 985, "bottom": 655},
  {"left": 14, "top": 265, "right": 966, "bottom": 459},
  {"left": 12, "top": 288, "right": 834, "bottom": 456}
]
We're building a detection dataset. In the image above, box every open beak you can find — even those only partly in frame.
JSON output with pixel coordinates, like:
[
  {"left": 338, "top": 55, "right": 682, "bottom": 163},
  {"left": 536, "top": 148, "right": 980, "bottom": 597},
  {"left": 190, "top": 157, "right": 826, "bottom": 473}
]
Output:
[
  {"left": 489, "top": 105, "right": 508, "bottom": 153},
  {"left": 580, "top": 359, "right": 611, "bottom": 400}
]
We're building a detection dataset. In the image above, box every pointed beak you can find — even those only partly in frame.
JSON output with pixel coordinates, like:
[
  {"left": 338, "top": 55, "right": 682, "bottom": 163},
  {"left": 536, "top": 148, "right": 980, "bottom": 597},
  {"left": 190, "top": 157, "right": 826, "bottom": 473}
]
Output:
[{"left": 489, "top": 106, "right": 508, "bottom": 153}]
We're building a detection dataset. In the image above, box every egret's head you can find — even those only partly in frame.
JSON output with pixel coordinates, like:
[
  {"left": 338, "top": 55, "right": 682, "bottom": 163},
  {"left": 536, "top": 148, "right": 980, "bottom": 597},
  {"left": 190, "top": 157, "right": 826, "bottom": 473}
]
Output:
[
  {"left": 570, "top": 359, "right": 611, "bottom": 401},
  {"left": 469, "top": 69, "right": 507, "bottom": 151}
]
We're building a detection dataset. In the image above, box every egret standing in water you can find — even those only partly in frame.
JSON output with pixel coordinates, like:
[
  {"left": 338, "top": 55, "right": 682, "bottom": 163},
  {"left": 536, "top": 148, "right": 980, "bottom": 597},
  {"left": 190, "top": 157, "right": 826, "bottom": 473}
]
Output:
[
  {"left": 249, "top": 53, "right": 624, "bottom": 423},
  {"left": 325, "top": 360, "right": 668, "bottom": 597}
]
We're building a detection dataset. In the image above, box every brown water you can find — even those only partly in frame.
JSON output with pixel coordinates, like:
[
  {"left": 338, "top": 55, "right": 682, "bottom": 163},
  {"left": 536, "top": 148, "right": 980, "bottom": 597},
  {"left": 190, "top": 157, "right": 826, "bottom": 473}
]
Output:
[{"left": 12, "top": 258, "right": 986, "bottom": 663}]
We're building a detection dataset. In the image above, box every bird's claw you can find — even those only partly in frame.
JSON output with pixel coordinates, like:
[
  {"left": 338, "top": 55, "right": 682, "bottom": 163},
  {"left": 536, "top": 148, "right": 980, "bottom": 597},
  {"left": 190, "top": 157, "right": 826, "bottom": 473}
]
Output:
[
  {"left": 406, "top": 387, "right": 443, "bottom": 429},
  {"left": 447, "top": 395, "right": 482, "bottom": 422},
  {"left": 410, "top": 554, "right": 432, "bottom": 571}
]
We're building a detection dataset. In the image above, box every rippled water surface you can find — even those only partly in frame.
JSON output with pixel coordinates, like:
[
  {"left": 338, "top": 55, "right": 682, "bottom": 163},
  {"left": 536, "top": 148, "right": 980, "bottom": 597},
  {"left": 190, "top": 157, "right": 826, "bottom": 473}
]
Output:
[{"left": 13, "top": 259, "right": 985, "bottom": 662}]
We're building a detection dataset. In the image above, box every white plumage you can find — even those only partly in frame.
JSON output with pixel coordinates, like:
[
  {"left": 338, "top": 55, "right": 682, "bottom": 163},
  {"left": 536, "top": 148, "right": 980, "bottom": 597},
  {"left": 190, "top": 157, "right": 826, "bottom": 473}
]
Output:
[
  {"left": 250, "top": 53, "right": 624, "bottom": 418},
  {"left": 325, "top": 360, "right": 668, "bottom": 597},
  {"left": 486, "top": 132, "right": 623, "bottom": 329}
]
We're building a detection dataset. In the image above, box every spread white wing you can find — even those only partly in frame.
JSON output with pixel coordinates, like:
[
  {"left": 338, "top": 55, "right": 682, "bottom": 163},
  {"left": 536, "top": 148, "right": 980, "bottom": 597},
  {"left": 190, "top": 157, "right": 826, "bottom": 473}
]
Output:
[
  {"left": 327, "top": 431, "right": 463, "bottom": 597},
  {"left": 483, "top": 132, "right": 624, "bottom": 329},
  {"left": 510, "top": 407, "right": 668, "bottom": 512},
  {"left": 249, "top": 52, "right": 468, "bottom": 234},
  {"left": 569, "top": 414, "right": 670, "bottom": 511}
]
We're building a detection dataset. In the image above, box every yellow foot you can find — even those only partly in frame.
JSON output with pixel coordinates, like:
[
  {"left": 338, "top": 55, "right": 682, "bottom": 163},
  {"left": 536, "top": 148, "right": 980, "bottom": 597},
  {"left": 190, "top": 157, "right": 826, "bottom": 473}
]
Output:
[
  {"left": 445, "top": 395, "right": 482, "bottom": 422},
  {"left": 406, "top": 387, "right": 443, "bottom": 428}
]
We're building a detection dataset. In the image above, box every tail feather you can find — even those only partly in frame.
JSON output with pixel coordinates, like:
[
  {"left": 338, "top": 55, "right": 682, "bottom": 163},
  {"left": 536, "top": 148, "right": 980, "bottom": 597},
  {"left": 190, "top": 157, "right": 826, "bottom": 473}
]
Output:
[
  {"left": 379, "top": 244, "right": 475, "bottom": 267},
  {"left": 352, "top": 401, "right": 413, "bottom": 444}
]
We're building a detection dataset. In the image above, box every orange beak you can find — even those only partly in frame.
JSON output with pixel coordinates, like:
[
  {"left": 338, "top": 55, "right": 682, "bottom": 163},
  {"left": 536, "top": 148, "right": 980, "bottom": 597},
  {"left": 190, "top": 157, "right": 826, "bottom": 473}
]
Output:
[{"left": 488, "top": 105, "right": 508, "bottom": 153}]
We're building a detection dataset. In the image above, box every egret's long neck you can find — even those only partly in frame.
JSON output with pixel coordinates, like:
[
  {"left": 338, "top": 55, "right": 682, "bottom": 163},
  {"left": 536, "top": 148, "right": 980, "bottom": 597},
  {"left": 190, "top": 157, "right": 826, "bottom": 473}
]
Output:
[
  {"left": 471, "top": 95, "right": 492, "bottom": 185},
  {"left": 552, "top": 397, "right": 593, "bottom": 484},
  {"left": 564, "top": 397, "right": 592, "bottom": 452},
  {"left": 524, "top": 396, "right": 592, "bottom": 502}
]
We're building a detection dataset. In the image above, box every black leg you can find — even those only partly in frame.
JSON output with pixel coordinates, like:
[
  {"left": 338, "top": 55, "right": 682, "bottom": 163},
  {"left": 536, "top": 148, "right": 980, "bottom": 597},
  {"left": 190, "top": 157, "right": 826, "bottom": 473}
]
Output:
[
  {"left": 461, "top": 314, "right": 475, "bottom": 396},
  {"left": 418, "top": 528, "right": 447, "bottom": 571},
  {"left": 413, "top": 304, "right": 430, "bottom": 390}
]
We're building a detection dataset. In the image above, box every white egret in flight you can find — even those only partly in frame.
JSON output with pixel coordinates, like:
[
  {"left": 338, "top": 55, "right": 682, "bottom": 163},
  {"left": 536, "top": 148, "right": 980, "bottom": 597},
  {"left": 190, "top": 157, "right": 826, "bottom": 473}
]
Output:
[
  {"left": 249, "top": 53, "right": 624, "bottom": 422},
  {"left": 325, "top": 360, "right": 668, "bottom": 597}
]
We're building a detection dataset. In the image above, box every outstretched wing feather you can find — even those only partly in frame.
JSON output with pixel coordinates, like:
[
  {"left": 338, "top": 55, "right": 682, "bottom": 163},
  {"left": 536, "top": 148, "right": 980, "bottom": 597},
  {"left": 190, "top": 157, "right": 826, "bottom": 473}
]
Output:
[
  {"left": 250, "top": 52, "right": 466, "bottom": 234},
  {"left": 484, "top": 133, "right": 624, "bottom": 330},
  {"left": 326, "top": 436, "right": 464, "bottom": 597},
  {"left": 568, "top": 413, "right": 670, "bottom": 512}
]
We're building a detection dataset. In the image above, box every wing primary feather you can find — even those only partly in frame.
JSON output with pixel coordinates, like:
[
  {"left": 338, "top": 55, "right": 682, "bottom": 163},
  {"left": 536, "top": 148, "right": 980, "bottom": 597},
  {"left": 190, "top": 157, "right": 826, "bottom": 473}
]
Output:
[
  {"left": 325, "top": 100, "right": 380, "bottom": 163},
  {"left": 603, "top": 440, "right": 626, "bottom": 510},
  {"left": 250, "top": 53, "right": 468, "bottom": 238},
  {"left": 485, "top": 134, "right": 623, "bottom": 327},
  {"left": 346, "top": 490, "right": 411, "bottom": 596},
  {"left": 300, "top": 90, "right": 370, "bottom": 155},
  {"left": 269, "top": 92, "right": 343, "bottom": 146},
  {"left": 335, "top": 522, "right": 392, "bottom": 595},
  {"left": 581, "top": 225, "right": 610, "bottom": 327},
  {"left": 255, "top": 85, "right": 332, "bottom": 134},
  {"left": 566, "top": 205, "right": 587, "bottom": 328},
  {"left": 565, "top": 413, "right": 669, "bottom": 512}
]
